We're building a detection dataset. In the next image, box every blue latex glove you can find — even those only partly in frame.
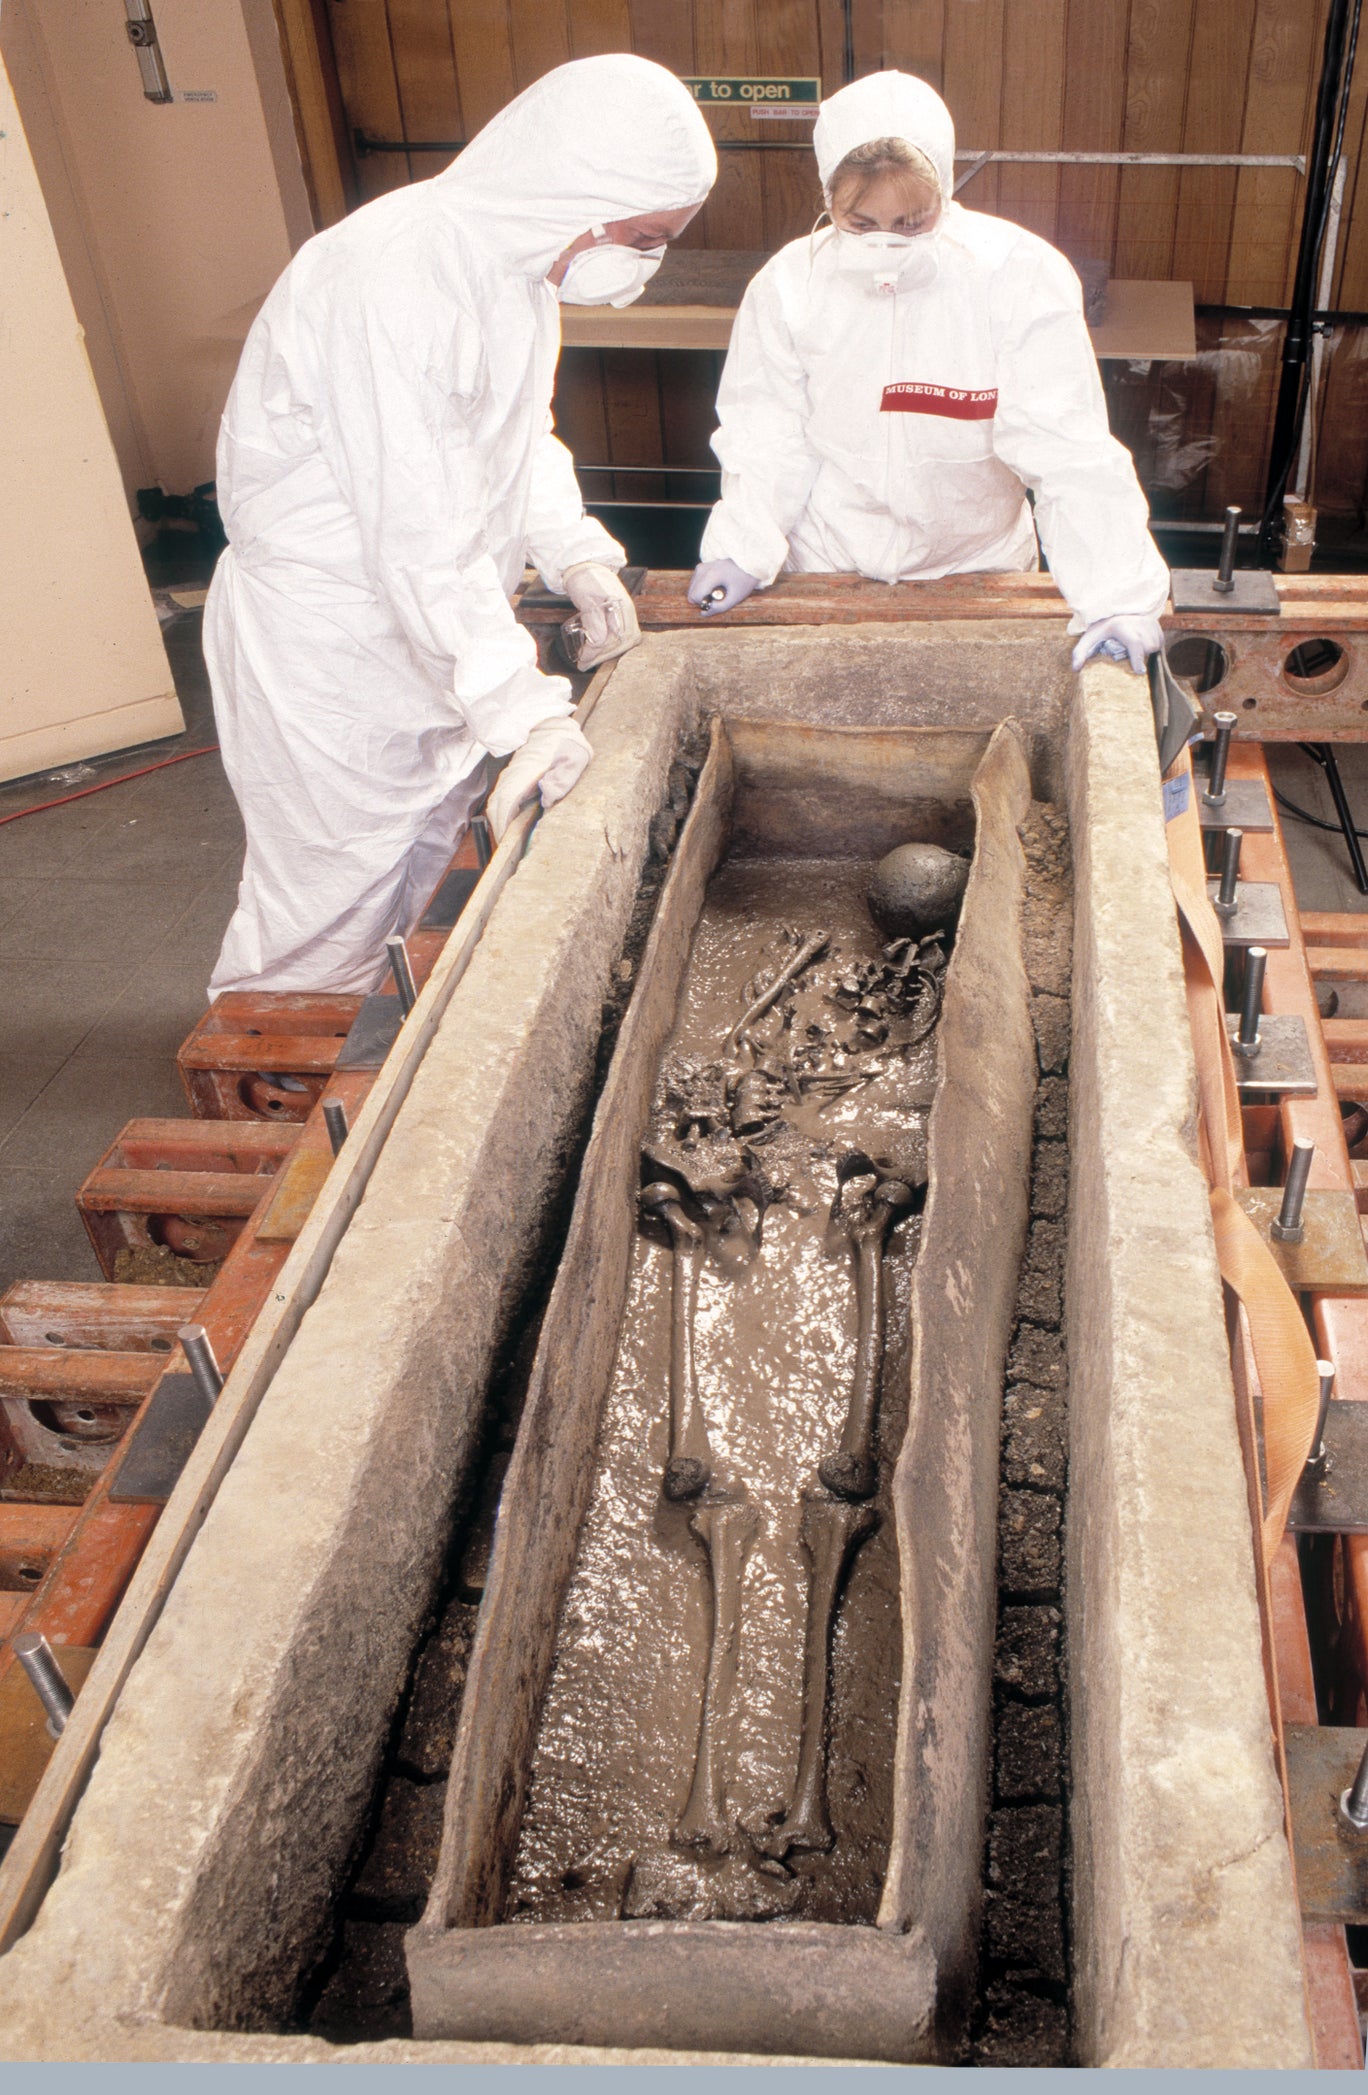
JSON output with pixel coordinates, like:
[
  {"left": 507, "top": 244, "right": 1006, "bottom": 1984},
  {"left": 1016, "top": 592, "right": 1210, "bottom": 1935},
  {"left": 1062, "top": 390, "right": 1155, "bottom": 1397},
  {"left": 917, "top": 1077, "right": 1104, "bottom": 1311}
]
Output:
[
  {"left": 1071, "top": 614, "right": 1165, "bottom": 675},
  {"left": 687, "top": 558, "right": 760, "bottom": 617}
]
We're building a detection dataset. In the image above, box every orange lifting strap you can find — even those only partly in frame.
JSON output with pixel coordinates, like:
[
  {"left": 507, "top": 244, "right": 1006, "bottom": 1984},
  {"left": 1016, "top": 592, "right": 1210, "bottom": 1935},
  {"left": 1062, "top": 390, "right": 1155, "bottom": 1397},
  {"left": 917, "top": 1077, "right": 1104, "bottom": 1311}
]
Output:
[{"left": 1165, "top": 747, "right": 1321, "bottom": 1566}]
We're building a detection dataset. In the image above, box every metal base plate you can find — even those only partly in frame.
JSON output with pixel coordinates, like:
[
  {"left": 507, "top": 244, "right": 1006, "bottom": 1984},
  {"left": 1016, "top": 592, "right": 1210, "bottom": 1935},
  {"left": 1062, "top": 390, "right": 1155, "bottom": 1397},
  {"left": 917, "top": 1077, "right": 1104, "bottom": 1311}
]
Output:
[
  {"left": 1285, "top": 1724, "right": 1368, "bottom": 1921},
  {"left": 1235, "top": 1188, "right": 1368, "bottom": 1293},
  {"left": 335, "top": 993, "right": 404, "bottom": 1071},
  {"left": 1207, "top": 879, "right": 1289, "bottom": 947},
  {"left": 419, "top": 866, "right": 480, "bottom": 933},
  {"left": 109, "top": 1372, "right": 212, "bottom": 1505},
  {"left": 1170, "top": 567, "right": 1281, "bottom": 614},
  {"left": 1225, "top": 1012, "right": 1318, "bottom": 1094},
  {"left": 1289, "top": 1403, "right": 1368, "bottom": 1533},
  {"left": 1195, "top": 776, "right": 1275, "bottom": 832}
]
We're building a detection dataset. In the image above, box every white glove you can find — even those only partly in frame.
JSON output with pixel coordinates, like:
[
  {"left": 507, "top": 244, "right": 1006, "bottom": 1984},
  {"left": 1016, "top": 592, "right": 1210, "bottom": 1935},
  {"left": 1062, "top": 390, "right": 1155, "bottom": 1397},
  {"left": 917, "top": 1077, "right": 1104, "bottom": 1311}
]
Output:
[
  {"left": 487, "top": 716, "right": 592, "bottom": 841},
  {"left": 561, "top": 562, "right": 641, "bottom": 670},
  {"left": 1071, "top": 615, "right": 1165, "bottom": 675}
]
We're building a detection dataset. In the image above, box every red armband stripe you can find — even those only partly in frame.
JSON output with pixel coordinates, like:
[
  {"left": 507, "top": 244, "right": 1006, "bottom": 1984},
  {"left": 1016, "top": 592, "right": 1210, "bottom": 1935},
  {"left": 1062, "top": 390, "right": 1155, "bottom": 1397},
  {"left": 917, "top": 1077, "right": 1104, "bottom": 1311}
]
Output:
[{"left": 880, "top": 382, "right": 998, "bottom": 419}]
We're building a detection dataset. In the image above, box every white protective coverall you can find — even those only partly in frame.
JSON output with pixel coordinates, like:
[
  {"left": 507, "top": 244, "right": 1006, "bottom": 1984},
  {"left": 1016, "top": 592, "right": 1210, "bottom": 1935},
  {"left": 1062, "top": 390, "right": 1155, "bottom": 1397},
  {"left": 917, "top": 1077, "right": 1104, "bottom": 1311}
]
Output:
[
  {"left": 206, "top": 56, "right": 714, "bottom": 994},
  {"left": 698, "top": 72, "right": 1169, "bottom": 627}
]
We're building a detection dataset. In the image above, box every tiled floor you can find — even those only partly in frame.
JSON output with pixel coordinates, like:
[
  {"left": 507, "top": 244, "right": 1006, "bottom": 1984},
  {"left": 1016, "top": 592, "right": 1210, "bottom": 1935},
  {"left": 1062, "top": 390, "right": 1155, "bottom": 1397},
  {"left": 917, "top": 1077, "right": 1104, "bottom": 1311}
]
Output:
[{"left": 0, "top": 607, "right": 242, "bottom": 1293}]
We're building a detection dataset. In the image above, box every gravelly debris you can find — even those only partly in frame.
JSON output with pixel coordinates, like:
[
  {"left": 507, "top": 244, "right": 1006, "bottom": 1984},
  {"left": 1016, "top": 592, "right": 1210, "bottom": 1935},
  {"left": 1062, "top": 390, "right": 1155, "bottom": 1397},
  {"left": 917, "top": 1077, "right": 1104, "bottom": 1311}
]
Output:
[
  {"left": 999, "top": 1490, "right": 1063, "bottom": 1596},
  {"left": 1030, "top": 992, "right": 1071, "bottom": 1075},
  {"left": 351, "top": 1777, "right": 447, "bottom": 1917},
  {"left": 995, "top": 1605, "right": 1061, "bottom": 1701},
  {"left": 976, "top": 1980, "right": 1070, "bottom": 2065},
  {"left": 972, "top": 801, "right": 1072, "bottom": 2065},
  {"left": 1007, "top": 1323, "right": 1067, "bottom": 1391},
  {"left": 396, "top": 1599, "right": 479, "bottom": 1780},
  {"left": 1002, "top": 1387, "right": 1066, "bottom": 1493},
  {"left": 308, "top": 1920, "right": 412, "bottom": 2043},
  {"left": 1035, "top": 1075, "right": 1069, "bottom": 1142},
  {"left": 1030, "top": 1142, "right": 1068, "bottom": 1222},
  {"left": 1016, "top": 1220, "right": 1065, "bottom": 1327},
  {"left": 997, "top": 1703, "right": 1064, "bottom": 1801}
]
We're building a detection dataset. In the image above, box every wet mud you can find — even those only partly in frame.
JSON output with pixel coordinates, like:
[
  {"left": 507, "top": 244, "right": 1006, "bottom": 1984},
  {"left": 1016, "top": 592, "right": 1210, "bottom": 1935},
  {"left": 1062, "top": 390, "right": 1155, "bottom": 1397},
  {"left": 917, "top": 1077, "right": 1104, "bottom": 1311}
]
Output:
[{"left": 507, "top": 857, "right": 948, "bottom": 1930}]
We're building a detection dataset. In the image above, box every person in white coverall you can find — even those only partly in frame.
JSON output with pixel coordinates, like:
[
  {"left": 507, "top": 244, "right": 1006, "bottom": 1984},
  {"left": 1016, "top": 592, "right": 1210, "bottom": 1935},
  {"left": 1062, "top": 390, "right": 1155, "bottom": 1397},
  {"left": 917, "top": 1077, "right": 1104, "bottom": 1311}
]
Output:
[
  {"left": 206, "top": 56, "right": 715, "bottom": 995},
  {"left": 687, "top": 72, "right": 1169, "bottom": 673}
]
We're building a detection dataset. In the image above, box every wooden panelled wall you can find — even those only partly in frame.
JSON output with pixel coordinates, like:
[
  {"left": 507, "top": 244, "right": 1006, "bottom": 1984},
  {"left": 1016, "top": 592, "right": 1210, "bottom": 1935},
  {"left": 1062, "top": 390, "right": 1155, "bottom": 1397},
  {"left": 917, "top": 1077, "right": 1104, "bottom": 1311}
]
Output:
[{"left": 287, "top": 0, "right": 1368, "bottom": 529}]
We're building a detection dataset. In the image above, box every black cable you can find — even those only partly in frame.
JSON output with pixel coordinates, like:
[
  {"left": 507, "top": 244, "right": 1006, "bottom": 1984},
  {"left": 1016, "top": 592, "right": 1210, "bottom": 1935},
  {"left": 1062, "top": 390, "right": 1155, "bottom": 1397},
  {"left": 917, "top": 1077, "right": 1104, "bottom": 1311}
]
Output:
[
  {"left": 1321, "top": 0, "right": 1363, "bottom": 245},
  {"left": 1273, "top": 785, "right": 1368, "bottom": 838}
]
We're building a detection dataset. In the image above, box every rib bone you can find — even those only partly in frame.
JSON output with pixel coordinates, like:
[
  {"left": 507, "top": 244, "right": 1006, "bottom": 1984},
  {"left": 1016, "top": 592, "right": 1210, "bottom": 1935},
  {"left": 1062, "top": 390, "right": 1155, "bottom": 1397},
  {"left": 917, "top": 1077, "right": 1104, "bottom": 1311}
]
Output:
[
  {"left": 820, "top": 1177, "right": 911, "bottom": 1500},
  {"left": 674, "top": 1497, "right": 760, "bottom": 1855},
  {"left": 754, "top": 1495, "right": 876, "bottom": 1858},
  {"left": 640, "top": 1182, "right": 712, "bottom": 1501}
]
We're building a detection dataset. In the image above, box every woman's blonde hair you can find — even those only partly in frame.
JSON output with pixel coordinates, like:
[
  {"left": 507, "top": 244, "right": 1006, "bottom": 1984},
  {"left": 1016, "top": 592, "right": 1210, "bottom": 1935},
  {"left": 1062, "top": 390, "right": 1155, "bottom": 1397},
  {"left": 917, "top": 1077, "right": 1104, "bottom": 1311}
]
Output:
[{"left": 827, "top": 136, "right": 941, "bottom": 219}]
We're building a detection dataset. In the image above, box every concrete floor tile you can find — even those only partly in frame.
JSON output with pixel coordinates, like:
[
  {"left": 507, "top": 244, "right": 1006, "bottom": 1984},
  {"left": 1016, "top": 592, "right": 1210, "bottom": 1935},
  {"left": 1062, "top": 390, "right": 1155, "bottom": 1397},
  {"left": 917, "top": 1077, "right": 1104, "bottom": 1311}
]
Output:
[
  {"left": 71, "top": 958, "right": 219, "bottom": 1065},
  {"left": 60, "top": 818, "right": 240, "bottom": 886},
  {"left": 0, "top": 797, "right": 125, "bottom": 878},
  {"left": 85, "top": 755, "right": 240, "bottom": 832},
  {"left": 153, "top": 878, "right": 239, "bottom": 961},
  {"left": 0, "top": 962, "right": 132, "bottom": 1062},
  {"left": 0, "top": 876, "right": 195, "bottom": 965},
  {"left": 0, "top": 1167, "right": 104, "bottom": 1295},
  {"left": 0, "top": 878, "right": 52, "bottom": 935},
  {"left": 0, "top": 1061, "right": 62, "bottom": 1144},
  {"left": 0, "top": 1055, "right": 187, "bottom": 1172}
]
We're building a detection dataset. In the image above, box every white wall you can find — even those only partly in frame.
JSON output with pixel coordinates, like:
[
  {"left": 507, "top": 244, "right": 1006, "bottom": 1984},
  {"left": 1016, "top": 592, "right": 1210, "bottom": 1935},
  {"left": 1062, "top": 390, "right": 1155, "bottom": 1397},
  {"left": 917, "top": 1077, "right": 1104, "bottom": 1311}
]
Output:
[
  {"left": 1, "top": 0, "right": 312, "bottom": 503},
  {"left": 0, "top": 48, "right": 183, "bottom": 780}
]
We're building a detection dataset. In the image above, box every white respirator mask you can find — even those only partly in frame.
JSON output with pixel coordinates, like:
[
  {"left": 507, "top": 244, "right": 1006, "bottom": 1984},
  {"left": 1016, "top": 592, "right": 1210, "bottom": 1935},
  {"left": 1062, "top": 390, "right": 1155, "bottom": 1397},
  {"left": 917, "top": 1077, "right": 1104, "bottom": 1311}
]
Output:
[
  {"left": 556, "top": 227, "right": 666, "bottom": 308},
  {"left": 833, "top": 219, "right": 943, "bottom": 294}
]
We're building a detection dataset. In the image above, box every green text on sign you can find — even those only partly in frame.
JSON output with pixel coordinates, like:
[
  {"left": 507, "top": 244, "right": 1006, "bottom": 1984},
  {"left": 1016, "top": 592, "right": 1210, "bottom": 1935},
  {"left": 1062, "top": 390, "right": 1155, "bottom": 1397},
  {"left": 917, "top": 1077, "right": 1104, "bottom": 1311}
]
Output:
[{"left": 683, "top": 77, "right": 822, "bottom": 106}]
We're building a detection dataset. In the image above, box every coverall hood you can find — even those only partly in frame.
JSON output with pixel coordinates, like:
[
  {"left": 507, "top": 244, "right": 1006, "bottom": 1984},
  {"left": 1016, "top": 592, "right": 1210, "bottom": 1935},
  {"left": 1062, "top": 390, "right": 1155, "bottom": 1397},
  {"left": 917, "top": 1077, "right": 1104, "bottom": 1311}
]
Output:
[
  {"left": 435, "top": 55, "right": 717, "bottom": 278},
  {"left": 813, "top": 71, "right": 956, "bottom": 203}
]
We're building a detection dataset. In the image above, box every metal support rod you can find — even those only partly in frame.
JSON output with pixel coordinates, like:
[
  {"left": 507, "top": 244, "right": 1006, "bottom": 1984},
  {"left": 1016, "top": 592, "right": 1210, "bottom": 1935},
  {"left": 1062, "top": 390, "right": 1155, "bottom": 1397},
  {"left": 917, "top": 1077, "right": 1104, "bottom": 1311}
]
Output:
[
  {"left": 360, "top": 129, "right": 1310, "bottom": 166},
  {"left": 13, "top": 1632, "right": 74, "bottom": 1738},
  {"left": 1272, "top": 1138, "right": 1315, "bottom": 1242},
  {"left": 177, "top": 1324, "right": 224, "bottom": 1408},
  {"left": 470, "top": 816, "right": 492, "bottom": 870},
  {"left": 1214, "top": 827, "right": 1244, "bottom": 916},
  {"left": 1213, "top": 507, "right": 1241, "bottom": 593},
  {"left": 322, "top": 1100, "right": 349, "bottom": 1158},
  {"left": 385, "top": 936, "right": 418, "bottom": 1016},
  {"left": 1343, "top": 1728, "right": 1368, "bottom": 1829},
  {"left": 1292, "top": 157, "right": 1348, "bottom": 501},
  {"left": 1235, "top": 947, "right": 1267, "bottom": 1055},
  {"left": 1311, "top": 1358, "right": 1336, "bottom": 1467},
  {"left": 1205, "top": 711, "right": 1237, "bottom": 807}
]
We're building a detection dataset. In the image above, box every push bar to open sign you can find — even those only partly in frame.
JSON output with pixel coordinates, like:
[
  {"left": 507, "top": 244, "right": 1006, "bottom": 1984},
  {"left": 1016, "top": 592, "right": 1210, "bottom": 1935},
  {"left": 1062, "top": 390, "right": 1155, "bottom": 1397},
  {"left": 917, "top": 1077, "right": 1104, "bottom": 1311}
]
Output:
[{"left": 684, "top": 77, "right": 821, "bottom": 104}]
